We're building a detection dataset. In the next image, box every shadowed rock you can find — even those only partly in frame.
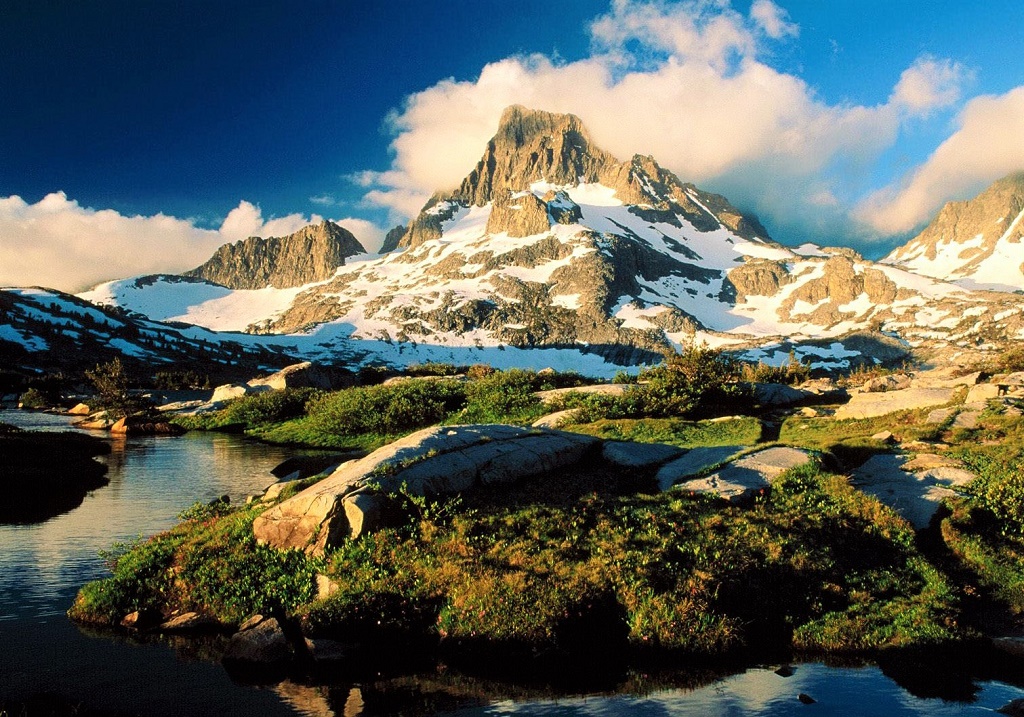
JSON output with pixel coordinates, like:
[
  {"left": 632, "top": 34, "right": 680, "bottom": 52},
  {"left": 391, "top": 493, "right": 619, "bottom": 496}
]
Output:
[
  {"left": 851, "top": 454, "right": 975, "bottom": 529},
  {"left": 253, "top": 424, "right": 599, "bottom": 555}
]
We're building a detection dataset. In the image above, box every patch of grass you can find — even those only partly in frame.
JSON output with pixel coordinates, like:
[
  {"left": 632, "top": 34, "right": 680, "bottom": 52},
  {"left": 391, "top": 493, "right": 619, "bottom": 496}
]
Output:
[
  {"left": 778, "top": 411, "right": 942, "bottom": 469},
  {"left": 302, "top": 461, "right": 959, "bottom": 657},
  {"left": 69, "top": 505, "right": 322, "bottom": 626},
  {"left": 565, "top": 417, "right": 762, "bottom": 448}
]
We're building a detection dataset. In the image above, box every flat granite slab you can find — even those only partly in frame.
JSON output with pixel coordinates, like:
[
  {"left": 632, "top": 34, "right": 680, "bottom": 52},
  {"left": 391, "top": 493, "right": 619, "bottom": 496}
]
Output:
[
  {"left": 851, "top": 453, "right": 975, "bottom": 529},
  {"left": 669, "top": 446, "right": 813, "bottom": 502},
  {"left": 834, "top": 388, "right": 955, "bottom": 420}
]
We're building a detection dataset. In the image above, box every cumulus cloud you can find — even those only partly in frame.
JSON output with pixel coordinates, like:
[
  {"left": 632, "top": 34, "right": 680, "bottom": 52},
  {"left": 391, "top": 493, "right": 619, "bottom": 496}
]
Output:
[
  {"left": 891, "top": 56, "right": 967, "bottom": 116},
  {"left": 749, "top": 0, "right": 798, "bottom": 40},
  {"left": 856, "top": 87, "right": 1024, "bottom": 234},
  {"left": 359, "top": 0, "right": 969, "bottom": 245},
  {"left": 0, "top": 194, "right": 385, "bottom": 292}
]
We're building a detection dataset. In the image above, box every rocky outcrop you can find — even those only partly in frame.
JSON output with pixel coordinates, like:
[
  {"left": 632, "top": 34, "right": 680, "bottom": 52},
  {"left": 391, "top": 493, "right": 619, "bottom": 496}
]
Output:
[
  {"left": 778, "top": 256, "right": 898, "bottom": 325},
  {"left": 247, "top": 361, "right": 342, "bottom": 391},
  {"left": 725, "top": 260, "right": 791, "bottom": 303},
  {"left": 851, "top": 453, "right": 975, "bottom": 529},
  {"left": 485, "top": 190, "right": 551, "bottom": 237},
  {"left": 395, "top": 105, "right": 771, "bottom": 250},
  {"left": 186, "top": 220, "right": 365, "bottom": 289},
  {"left": 110, "top": 414, "right": 186, "bottom": 436},
  {"left": 253, "top": 424, "right": 601, "bottom": 555},
  {"left": 658, "top": 446, "right": 810, "bottom": 497},
  {"left": 833, "top": 387, "right": 955, "bottom": 420}
]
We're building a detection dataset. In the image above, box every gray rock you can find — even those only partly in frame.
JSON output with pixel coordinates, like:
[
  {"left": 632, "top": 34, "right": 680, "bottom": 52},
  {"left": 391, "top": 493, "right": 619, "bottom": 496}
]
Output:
[
  {"left": 673, "top": 447, "right": 813, "bottom": 503},
  {"left": 315, "top": 574, "right": 340, "bottom": 601},
  {"left": 753, "top": 383, "right": 812, "bottom": 406},
  {"left": 211, "top": 384, "right": 251, "bottom": 403},
  {"left": 304, "top": 637, "right": 350, "bottom": 663},
  {"left": 532, "top": 409, "right": 579, "bottom": 428},
  {"left": 343, "top": 492, "right": 387, "bottom": 539},
  {"left": 534, "top": 383, "right": 630, "bottom": 404},
  {"left": 925, "top": 407, "right": 956, "bottom": 424},
  {"left": 120, "top": 609, "right": 161, "bottom": 630},
  {"left": 871, "top": 431, "right": 895, "bottom": 443},
  {"left": 602, "top": 441, "right": 684, "bottom": 470},
  {"left": 223, "top": 617, "right": 294, "bottom": 665},
  {"left": 248, "top": 362, "right": 339, "bottom": 391},
  {"left": 998, "top": 697, "right": 1024, "bottom": 716},
  {"left": 966, "top": 383, "right": 1001, "bottom": 404},
  {"left": 253, "top": 424, "right": 599, "bottom": 555},
  {"left": 159, "top": 611, "right": 219, "bottom": 633},
  {"left": 833, "top": 388, "right": 955, "bottom": 420},
  {"left": 656, "top": 446, "right": 747, "bottom": 491},
  {"left": 851, "top": 454, "right": 975, "bottom": 529},
  {"left": 952, "top": 410, "right": 981, "bottom": 429}
]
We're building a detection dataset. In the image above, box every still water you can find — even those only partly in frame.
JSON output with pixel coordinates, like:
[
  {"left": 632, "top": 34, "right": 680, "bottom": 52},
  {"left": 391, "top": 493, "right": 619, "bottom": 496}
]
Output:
[{"left": 2, "top": 410, "right": 1023, "bottom": 716}]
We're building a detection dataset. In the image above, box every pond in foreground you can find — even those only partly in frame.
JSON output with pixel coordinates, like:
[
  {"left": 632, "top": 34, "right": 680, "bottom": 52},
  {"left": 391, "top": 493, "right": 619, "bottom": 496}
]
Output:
[{"left": 2, "top": 410, "right": 1023, "bottom": 716}]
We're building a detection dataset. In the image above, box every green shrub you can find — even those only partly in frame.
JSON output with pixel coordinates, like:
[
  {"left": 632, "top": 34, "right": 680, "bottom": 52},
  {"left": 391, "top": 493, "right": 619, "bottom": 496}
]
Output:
[
  {"left": 307, "top": 379, "right": 467, "bottom": 437},
  {"left": 70, "top": 507, "right": 322, "bottom": 626},
  {"left": 458, "top": 369, "right": 543, "bottom": 423},
  {"left": 17, "top": 387, "right": 48, "bottom": 409},
  {"left": 220, "top": 387, "right": 321, "bottom": 426}
]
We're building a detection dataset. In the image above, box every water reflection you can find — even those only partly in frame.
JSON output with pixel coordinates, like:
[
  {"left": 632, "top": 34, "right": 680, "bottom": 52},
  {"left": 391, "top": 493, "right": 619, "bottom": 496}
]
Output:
[{"left": 3, "top": 410, "right": 1024, "bottom": 716}]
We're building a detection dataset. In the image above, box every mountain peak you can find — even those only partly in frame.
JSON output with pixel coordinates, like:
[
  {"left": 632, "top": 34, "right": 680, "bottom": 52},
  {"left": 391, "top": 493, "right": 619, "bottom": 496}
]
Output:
[
  {"left": 885, "top": 170, "right": 1024, "bottom": 289},
  {"left": 186, "top": 220, "right": 366, "bottom": 290},
  {"left": 452, "top": 105, "right": 620, "bottom": 208}
]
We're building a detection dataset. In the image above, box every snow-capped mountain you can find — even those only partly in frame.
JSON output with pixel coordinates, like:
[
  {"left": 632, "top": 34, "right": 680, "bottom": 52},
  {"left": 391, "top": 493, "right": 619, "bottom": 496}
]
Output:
[
  {"left": 48, "top": 107, "right": 1024, "bottom": 374},
  {"left": 8, "top": 107, "right": 1015, "bottom": 378},
  {"left": 885, "top": 172, "right": 1024, "bottom": 291}
]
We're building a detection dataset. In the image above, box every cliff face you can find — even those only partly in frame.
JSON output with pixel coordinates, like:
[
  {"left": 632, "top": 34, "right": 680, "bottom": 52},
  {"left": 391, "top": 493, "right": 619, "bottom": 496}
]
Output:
[
  {"left": 396, "top": 105, "right": 771, "bottom": 249},
  {"left": 186, "top": 220, "right": 366, "bottom": 290},
  {"left": 885, "top": 172, "right": 1024, "bottom": 289}
]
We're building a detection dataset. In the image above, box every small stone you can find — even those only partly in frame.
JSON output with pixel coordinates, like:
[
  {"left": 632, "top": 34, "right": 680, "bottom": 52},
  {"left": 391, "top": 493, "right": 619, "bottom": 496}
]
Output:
[
  {"left": 871, "top": 431, "right": 895, "bottom": 443},
  {"left": 966, "top": 383, "right": 1000, "bottom": 404},
  {"left": 239, "top": 614, "right": 265, "bottom": 632},
  {"left": 315, "top": 574, "right": 341, "bottom": 601},
  {"left": 223, "top": 617, "right": 293, "bottom": 665},
  {"left": 925, "top": 408, "right": 956, "bottom": 424},
  {"left": 799, "top": 407, "right": 819, "bottom": 418},
  {"left": 120, "top": 608, "right": 161, "bottom": 630},
  {"left": 159, "top": 611, "right": 219, "bottom": 633},
  {"left": 798, "top": 693, "right": 816, "bottom": 705}
]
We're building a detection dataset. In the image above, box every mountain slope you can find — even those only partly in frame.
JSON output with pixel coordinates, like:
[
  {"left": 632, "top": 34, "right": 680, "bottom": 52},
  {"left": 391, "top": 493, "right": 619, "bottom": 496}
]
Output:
[
  {"left": 73, "top": 108, "right": 1024, "bottom": 373},
  {"left": 186, "top": 220, "right": 366, "bottom": 290},
  {"left": 884, "top": 172, "right": 1024, "bottom": 290}
]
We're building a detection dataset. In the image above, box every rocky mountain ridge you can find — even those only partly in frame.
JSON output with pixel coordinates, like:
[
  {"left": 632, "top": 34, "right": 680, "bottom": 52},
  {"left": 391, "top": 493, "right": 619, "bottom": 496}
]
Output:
[
  {"left": 45, "top": 106, "right": 1024, "bottom": 374},
  {"left": 885, "top": 172, "right": 1024, "bottom": 291},
  {"left": 186, "top": 220, "right": 365, "bottom": 290}
]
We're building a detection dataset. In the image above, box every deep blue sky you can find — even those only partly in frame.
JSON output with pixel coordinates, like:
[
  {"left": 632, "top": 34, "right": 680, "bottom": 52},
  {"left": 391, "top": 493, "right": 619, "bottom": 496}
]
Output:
[{"left": 2, "top": 0, "right": 1023, "bottom": 289}]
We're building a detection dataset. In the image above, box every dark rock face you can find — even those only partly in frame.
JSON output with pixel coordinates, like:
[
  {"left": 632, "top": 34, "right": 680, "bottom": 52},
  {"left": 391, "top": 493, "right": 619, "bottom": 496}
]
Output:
[
  {"left": 379, "top": 224, "right": 408, "bottom": 254},
  {"left": 186, "top": 220, "right": 366, "bottom": 290},
  {"left": 0, "top": 428, "right": 110, "bottom": 523}
]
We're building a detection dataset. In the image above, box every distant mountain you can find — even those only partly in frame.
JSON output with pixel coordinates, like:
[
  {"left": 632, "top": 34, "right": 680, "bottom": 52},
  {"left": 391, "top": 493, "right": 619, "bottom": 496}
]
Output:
[
  {"left": 67, "top": 108, "right": 1024, "bottom": 374},
  {"left": 186, "top": 220, "right": 366, "bottom": 290},
  {"left": 885, "top": 172, "right": 1024, "bottom": 291},
  {"left": 0, "top": 286, "right": 298, "bottom": 379}
]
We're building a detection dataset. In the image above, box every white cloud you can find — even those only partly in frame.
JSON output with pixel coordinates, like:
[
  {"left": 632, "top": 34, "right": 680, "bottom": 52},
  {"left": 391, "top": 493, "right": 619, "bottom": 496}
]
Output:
[
  {"left": 359, "top": 0, "right": 966, "bottom": 245},
  {"left": 0, "top": 194, "right": 385, "bottom": 292},
  {"left": 219, "top": 200, "right": 323, "bottom": 242},
  {"left": 749, "top": 0, "right": 798, "bottom": 40},
  {"left": 891, "top": 57, "right": 967, "bottom": 116},
  {"left": 333, "top": 217, "right": 385, "bottom": 253},
  {"left": 856, "top": 87, "right": 1024, "bottom": 234}
]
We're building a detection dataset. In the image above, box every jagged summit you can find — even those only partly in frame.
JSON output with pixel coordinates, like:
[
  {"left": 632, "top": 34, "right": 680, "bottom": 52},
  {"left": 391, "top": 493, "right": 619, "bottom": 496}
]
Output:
[
  {"left": 186, "top": 219, "right": 366, "bottom": 290},
  {"left": 885, "top": 171, "right": 1024, "bottom": 290},
  {"left": 396, "top": 106, "right": 770, "bottom": 250}
]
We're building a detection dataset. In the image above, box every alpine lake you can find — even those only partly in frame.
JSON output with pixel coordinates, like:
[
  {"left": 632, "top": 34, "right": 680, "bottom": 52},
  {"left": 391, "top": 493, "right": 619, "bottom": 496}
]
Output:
[{"left": 3, "top": 410, "right": 1024, "bottom": 717}]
